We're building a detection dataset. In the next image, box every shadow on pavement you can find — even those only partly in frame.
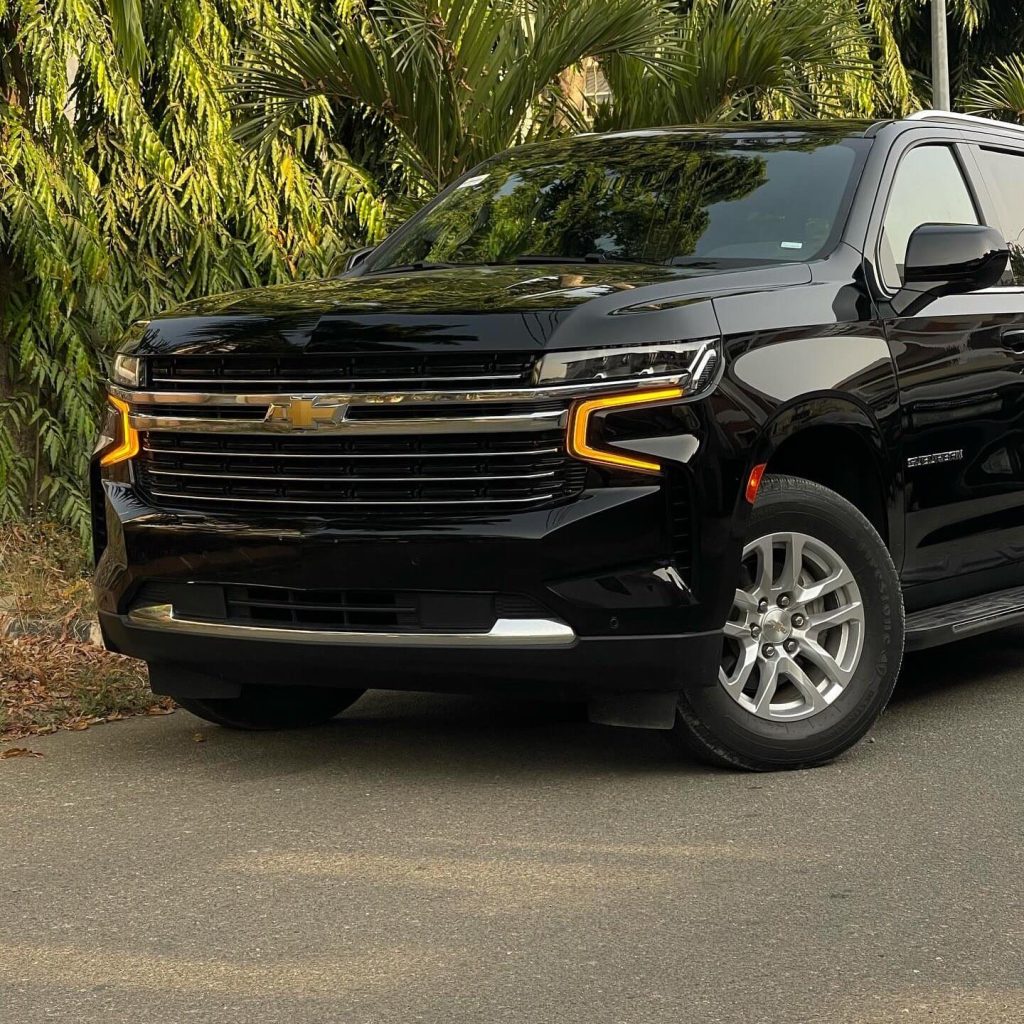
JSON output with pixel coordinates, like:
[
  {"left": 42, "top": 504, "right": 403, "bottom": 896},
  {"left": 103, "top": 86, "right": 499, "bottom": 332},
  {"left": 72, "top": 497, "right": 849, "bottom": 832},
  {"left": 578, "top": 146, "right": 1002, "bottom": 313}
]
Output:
[
  {"left": 90, "top": 627, "right": 1024, "bottom": 778},
  {"left": 119, "top": 689, "right": 717, "bottom": 779}
]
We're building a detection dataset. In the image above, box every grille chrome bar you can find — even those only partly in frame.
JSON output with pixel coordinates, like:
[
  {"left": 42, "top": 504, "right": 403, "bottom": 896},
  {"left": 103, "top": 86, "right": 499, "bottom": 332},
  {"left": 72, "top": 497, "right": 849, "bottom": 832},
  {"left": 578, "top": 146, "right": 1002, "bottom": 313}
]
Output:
[
  {"left": 141, "top": 445, "right": 562, "bottom": 459},
  {"left": 111, "top": 373, "right": 690, "bottom": 410},
  {"left": 130, "top": 409, "right": 565, "bottom": 436},
  {"left": 153, "top": 373, "right": 525, "bottom": 386},
  {"left": 146, "top": 489, "right": 557, "bottom": 507},
  {"left": 146, "top": 468, "right": 558, "bottom": 483}
]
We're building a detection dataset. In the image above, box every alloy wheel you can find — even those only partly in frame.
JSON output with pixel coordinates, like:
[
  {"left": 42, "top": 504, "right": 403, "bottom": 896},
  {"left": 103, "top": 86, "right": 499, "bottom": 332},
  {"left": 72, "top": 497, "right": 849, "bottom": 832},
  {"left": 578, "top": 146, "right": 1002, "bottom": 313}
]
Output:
[{"left": 719, "top": 531, "right": 865, "bottom": 721}]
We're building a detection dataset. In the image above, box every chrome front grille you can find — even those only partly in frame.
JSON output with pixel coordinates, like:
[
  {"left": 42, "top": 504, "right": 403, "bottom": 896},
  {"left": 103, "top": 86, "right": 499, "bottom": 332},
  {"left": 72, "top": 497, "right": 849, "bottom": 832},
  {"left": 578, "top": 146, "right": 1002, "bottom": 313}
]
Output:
[
  {"left": 114, "top": 344, "right": 712, "bottom": 515},
  {"left": 137, "top": 430, "right": 586, "bottom": 511},
  {"left": 148, "top": 352, "right": 536, "bottom": 392}
]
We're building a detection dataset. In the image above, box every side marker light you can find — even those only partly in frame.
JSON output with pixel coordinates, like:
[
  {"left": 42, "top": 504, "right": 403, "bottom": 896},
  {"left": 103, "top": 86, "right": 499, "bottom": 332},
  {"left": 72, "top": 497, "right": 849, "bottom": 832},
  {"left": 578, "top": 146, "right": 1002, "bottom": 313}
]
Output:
[{"left": 745, "top": 463, "right": 767, "bottom": 504}]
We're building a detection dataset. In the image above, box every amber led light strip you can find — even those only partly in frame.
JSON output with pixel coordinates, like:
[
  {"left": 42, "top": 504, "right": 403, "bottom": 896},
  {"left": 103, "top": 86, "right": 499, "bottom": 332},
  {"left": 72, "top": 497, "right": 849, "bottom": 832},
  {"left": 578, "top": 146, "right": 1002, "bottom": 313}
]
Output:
[
  {"left": 568, "top": 387, "right": 684, "bottom": 473},
  {"left": 100, "top": 395, "right": 140, "bottom": 466}
]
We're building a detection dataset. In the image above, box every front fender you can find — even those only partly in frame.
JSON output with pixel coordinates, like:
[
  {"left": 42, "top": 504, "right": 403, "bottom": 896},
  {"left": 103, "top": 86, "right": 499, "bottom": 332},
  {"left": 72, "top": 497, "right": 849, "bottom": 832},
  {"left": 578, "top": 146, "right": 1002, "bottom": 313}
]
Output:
[{"left": 745, "top": 394, "right": 903, "bottom": 567}]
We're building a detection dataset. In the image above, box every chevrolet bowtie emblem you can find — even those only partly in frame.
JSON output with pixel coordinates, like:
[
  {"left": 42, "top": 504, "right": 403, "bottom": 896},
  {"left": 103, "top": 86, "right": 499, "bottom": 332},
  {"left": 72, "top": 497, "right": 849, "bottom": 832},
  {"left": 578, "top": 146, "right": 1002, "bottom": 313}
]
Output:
[{"left": 265, "top": 399, "right": 347, "bottom": 430}]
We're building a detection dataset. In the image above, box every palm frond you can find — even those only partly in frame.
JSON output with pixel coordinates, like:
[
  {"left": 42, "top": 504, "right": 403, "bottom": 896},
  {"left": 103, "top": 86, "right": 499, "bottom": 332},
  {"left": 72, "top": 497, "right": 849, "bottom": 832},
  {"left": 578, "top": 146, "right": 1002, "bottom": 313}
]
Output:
[
  {"left": 962, "top": 54, "right": 1024, "bottom": 121},
  {"left": 599, "top": 0, "right": 871, "bottom": 130}
]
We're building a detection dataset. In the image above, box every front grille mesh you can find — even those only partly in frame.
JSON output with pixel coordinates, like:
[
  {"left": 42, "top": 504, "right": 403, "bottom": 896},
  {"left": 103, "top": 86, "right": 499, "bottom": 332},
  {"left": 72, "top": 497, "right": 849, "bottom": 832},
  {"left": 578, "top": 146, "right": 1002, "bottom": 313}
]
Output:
[
  {"left": 137, "top": 430, "right": 586, "bottom": 512},
  {"left": 226, "top": 586, "right": 421, "bottom": 630},
  {"left": 148, "top": 352, "right": 537, "bottom": 392},
  {"left": 223, "top": 586, "right": 551, "bottom": 631},
  {"left": 131, "top": 581, "right": 552, "bottom": 633},
  {"left": 134, "top": 351, "right": 589, "bottom": 515}
]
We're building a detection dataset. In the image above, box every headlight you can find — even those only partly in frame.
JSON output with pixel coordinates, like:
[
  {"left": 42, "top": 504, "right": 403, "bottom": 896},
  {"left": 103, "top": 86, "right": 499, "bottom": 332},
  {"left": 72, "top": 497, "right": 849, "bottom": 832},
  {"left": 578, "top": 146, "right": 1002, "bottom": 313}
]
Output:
[
  {"left": 548, "top": 341, "right": 718, "bottom": 475},
  {"left": 112, "top": 354, "right": 143, "bottom": 388},
  {"left": 535, "top": 340, "right": 716, "bottom": 389}
]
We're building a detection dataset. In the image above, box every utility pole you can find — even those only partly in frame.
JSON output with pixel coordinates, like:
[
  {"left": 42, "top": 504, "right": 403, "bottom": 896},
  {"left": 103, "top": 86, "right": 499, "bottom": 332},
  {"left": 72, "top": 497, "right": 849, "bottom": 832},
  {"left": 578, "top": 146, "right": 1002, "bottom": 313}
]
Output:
[{"left": 932, "top": 0, "right": 951, "bottom": 110}]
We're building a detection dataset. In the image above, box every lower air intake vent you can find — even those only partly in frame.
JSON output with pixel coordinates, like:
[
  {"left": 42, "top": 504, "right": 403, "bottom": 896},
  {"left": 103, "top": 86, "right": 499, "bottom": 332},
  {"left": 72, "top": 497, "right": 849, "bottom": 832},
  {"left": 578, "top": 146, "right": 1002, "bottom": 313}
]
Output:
[
  {"left": 668, "top": 476, "right": 694, "bottom": 576},
  {"left": 130, "top": 582, "right": 553, "bottom": 634}
]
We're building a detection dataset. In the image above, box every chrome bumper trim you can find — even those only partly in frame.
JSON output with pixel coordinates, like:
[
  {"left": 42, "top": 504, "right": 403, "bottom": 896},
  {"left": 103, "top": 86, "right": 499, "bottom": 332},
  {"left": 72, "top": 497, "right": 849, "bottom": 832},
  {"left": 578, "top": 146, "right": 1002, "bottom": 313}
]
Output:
[{"left": 126, "top": 604, "right": 578, "bottom": 648}]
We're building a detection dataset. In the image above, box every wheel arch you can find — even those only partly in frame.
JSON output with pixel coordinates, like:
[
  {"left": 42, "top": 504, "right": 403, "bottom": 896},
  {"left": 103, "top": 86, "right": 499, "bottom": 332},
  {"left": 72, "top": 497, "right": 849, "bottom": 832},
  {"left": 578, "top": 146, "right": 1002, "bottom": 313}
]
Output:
[{"left": 751, "top": 397, "right": 902, "bottom": 563}]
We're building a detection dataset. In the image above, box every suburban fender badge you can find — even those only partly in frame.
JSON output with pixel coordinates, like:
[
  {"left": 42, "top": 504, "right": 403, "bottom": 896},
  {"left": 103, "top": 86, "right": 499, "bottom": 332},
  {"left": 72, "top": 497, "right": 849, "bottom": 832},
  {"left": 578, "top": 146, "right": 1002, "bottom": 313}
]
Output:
[
  {"left": 907, "top": 450, "right": 964, "bottom": 469},
  {"left": 265, "top": 399, "right": 348, "bottom": 430}
]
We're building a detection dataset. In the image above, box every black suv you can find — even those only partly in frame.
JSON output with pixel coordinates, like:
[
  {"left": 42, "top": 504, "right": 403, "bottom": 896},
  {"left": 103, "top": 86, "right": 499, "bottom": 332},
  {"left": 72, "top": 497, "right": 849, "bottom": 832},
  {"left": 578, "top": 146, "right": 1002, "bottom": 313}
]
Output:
[{"left": 93, "top": 111, "right": 1024, "bottom": 770}]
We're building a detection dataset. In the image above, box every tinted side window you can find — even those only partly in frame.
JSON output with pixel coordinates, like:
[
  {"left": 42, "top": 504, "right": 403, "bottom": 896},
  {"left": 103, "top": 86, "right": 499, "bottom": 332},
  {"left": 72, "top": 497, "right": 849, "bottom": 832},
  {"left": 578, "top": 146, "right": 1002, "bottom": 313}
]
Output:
[
  {"left": 880, "top": 145, "right": 979, "bottom": 286},
  {"left": 976, "top": 147, "right": 1024, "bottom": 285}
]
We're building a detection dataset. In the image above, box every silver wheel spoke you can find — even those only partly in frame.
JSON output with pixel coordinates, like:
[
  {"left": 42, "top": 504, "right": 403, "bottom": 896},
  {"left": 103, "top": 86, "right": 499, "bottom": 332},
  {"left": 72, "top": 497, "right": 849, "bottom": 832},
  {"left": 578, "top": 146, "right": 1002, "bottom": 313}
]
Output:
[
  {"left": 723, "top": 620, "right": 751, "bottom": 639},
  {"left": 805, "top": 601, "right": 862, "bottom": 634},
  {"left": 751, "top": 535, "right": 775, "bottom": 597},
  {"left": 800, "top": 636, "right": 853, "bottom": 686},
  {"left": 720, "top": 637, "right": 759, "bottom": 696},
  {"left": 783, "top": 659, "right": 828, "bottom": 713},
  {"left": 777, "top": 533, "right": 804, "bottom": 594},
  {"left": 733, "top": 588, "right": 760, "bottom": 615},
  {"left": 795, "top": 565, "right": 853, "bottom": 606},
  {"left": 752, "top": 658, "right": 781, "bottom": 715}
]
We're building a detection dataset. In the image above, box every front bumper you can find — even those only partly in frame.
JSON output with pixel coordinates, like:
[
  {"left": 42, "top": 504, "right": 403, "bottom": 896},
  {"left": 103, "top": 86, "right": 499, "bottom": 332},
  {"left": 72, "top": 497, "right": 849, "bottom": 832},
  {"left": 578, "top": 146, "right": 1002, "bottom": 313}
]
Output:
[
  {"left": 100, "top": 606, "right": 722, "bottom": 700},
  {"left": 94, "top": 474, "right": 734, "bottom": 700}
]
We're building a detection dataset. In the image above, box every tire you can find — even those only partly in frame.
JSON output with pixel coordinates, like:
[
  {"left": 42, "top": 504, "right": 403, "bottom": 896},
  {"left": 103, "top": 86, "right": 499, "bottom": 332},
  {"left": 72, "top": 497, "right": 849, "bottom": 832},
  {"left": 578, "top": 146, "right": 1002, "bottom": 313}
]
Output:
[
  {"left": 670, "top": 474, "right": 904, "bottom": 771},
  {"left": 176, "top": 685, "right": 365, "bottom": 731}
]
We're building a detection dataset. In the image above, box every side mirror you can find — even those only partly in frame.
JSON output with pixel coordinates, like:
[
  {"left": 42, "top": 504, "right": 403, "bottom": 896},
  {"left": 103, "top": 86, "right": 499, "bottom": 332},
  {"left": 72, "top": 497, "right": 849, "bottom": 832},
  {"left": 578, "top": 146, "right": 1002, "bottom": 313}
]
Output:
[
  {"left": 344, "top": 246, "right": 375, "bottom": 273},
  {"left": 904, "top": 223, "right": 1008, "bottom": 294}
]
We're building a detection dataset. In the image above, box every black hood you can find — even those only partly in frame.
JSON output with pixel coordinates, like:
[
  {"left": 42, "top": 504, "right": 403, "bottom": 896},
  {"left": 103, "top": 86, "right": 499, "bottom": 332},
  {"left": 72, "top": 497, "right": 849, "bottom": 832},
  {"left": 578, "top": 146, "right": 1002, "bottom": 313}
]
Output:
[{"left": 127, "top": 262, "right": 811, "bottom": 357}]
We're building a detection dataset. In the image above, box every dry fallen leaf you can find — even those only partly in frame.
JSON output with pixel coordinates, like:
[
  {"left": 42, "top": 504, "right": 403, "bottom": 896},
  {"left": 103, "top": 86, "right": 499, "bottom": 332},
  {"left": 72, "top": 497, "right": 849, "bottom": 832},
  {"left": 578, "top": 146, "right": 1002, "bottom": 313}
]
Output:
[
  {"left": 192, "top": 732, "right": 206, "bottom": 743},
  {"left": 0, "top": 748, "right": 44, "bottom": 759},
  {"left": 67, "top": 717, "right": 100, "bottom": 731},
  {"left": 1, "top": 525, "right": 173, "bottom": 742}
]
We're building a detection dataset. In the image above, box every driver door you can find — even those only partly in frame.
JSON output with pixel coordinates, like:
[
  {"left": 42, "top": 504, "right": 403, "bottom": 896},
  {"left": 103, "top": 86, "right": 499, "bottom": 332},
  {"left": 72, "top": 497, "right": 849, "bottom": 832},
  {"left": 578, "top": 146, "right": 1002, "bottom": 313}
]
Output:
[{"left": 878, "top": 141, "right": 1024, "bottom": 607}]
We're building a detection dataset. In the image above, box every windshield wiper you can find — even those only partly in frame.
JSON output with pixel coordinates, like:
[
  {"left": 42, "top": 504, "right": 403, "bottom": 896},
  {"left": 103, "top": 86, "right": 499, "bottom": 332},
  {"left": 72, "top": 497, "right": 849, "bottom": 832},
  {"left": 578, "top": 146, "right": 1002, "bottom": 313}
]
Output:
[
  {"left": 492, "top": 253, "right": 656, "bottom": 266},
  {"left": 669, "top": 256, "right": 784, "bottom": 269},
  {"left": 507, "top": 254, "right": 606, "bottom": 265},
  {"left": 371, "top": 261, "right": 461, "bottom": 275}
]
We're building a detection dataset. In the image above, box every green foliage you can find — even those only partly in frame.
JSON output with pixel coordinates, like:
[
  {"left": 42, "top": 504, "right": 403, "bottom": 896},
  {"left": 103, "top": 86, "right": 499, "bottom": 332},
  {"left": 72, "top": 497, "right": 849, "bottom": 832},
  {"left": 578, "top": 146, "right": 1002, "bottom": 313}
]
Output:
[
  {"left": 963, "top": 54, "right": 1024, "bottom": 121},
  {"left": 597, "top": 0, "right": 877, "bottom": 129},
  {"left": 887, "top": 0, "right": 1024, "bottom": 109},
  {"left": 236, "top": 0, "right": 922, "bottom": 217},
  {"left": 235, "top": 0, "right": 684, "bottom": 202},
  {"left": 0, "top": 0, "right": 386, "bottom": 538}
]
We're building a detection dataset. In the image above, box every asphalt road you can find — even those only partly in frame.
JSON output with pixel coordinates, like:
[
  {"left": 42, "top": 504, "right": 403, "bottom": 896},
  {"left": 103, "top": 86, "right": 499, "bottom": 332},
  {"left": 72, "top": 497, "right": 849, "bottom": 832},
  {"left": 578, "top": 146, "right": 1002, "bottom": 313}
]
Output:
[{"left": 2, "top": 631, "right": 1023, "bottom": 1024}]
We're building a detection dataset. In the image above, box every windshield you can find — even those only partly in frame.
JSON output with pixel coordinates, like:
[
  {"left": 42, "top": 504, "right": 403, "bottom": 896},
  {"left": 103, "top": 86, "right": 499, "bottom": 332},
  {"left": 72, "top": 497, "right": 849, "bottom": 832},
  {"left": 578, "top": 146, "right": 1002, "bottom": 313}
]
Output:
[{"left": 365, "top": 133, "right": 869, "bottom": 273}]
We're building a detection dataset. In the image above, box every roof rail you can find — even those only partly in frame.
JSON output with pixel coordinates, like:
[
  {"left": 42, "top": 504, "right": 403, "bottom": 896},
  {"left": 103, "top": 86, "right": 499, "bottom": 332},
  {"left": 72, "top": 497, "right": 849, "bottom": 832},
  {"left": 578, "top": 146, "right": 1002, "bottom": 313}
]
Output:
[{"left": 907, "top": 109, "right": 1024, "bottom": 135}]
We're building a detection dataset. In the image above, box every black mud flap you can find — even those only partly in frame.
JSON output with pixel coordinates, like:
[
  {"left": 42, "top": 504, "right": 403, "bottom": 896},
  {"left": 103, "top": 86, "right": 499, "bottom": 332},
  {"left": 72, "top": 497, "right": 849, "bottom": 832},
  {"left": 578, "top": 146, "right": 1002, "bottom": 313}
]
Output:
[{"left": 587, "top": 691, "right": 679, "bottom": 730}]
